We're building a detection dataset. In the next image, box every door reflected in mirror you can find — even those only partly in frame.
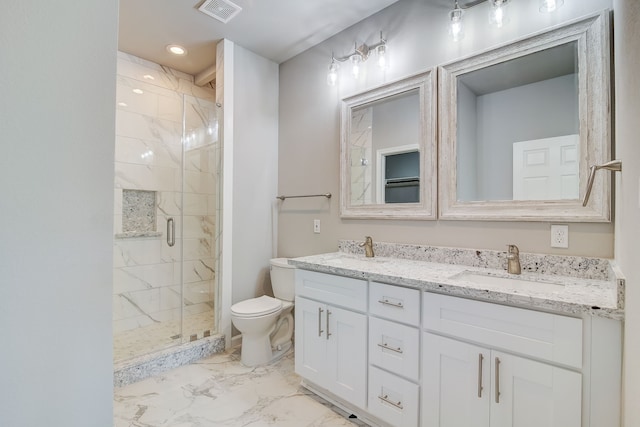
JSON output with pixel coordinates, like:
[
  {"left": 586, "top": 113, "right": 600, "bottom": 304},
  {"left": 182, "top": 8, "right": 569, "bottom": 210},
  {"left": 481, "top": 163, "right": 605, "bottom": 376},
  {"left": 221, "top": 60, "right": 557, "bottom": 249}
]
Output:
[{"left": 456, "top": 42, "right": 579, "bottom": 202}]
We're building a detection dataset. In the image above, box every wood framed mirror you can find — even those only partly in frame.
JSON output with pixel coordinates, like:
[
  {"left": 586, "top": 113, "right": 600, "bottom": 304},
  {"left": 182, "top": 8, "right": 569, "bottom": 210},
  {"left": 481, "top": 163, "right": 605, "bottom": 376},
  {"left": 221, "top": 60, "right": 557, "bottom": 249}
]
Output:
[
  {"left": 340, "top": 70, "right": 437, "bottom": 220},
  {"left": 438, "top": 11, "right": 611, "bottom": 222}
]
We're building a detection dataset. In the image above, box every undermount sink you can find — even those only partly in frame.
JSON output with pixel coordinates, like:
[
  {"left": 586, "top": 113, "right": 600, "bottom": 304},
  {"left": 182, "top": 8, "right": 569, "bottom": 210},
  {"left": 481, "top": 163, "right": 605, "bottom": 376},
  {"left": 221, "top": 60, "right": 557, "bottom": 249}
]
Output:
[{"left": 455, "top": 271, "right": 565, "bottom": 293}]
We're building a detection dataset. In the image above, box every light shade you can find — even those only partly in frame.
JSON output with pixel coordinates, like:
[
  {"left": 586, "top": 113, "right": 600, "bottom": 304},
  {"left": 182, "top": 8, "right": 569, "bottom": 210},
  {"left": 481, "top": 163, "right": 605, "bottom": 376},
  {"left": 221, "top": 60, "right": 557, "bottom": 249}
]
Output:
[
  {"left": 488, "top": 0, "right": 508, "bottom": 28},
  {"left": 327, "top": 60, "right": 339, "bottom": 86},
  {"left": 351, "top": 54, "right": 362, "bottom": 79},
  {"left": 539, "top": 0, "right": 563, "bottom": 13},
  {"left": 449, "top": 5, "right": 465, "bottom": 41}
]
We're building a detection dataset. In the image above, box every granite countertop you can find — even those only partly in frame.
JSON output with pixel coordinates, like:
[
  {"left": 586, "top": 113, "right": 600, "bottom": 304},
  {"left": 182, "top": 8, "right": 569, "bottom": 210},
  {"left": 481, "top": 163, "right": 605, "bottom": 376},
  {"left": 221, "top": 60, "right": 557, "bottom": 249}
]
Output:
[{"left": 289, "top": 249, "right": 624, "bottom": 320}]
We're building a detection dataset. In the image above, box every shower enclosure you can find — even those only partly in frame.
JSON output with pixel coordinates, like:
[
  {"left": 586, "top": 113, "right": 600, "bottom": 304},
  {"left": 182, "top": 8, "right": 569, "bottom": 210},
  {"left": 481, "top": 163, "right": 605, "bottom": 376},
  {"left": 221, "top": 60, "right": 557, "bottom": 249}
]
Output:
[{"left": 112, "top": 54, "right": 221, "bottom": 362}]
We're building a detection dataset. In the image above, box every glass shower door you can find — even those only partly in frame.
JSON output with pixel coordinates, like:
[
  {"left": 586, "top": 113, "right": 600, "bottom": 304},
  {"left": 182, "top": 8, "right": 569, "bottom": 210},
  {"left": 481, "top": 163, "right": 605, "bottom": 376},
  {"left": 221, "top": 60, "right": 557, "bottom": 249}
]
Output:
[
  {"left": 113, "top": 72, "right": 185, "bottom": 361},
  {"left": 180, "top": 95, "right": 220, "bottom": 343}
]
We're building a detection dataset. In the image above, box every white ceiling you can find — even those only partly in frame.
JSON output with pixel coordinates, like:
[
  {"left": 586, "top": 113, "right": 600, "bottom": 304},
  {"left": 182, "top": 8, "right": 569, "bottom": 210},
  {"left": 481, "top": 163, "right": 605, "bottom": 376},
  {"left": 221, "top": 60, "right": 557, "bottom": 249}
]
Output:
[{"left": 118, "top": 0, "right": 401, "bottom": 77}]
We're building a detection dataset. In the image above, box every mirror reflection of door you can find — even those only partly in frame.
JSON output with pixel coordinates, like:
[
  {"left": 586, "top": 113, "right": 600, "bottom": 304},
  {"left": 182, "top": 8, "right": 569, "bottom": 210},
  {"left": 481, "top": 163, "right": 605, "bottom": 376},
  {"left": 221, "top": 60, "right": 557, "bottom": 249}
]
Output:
[
  {"left": 376, "top": 146, "right": 420, "bottom": 203},
  {"left": 512, "top": 135, "right": 579, "bottom": 200}
]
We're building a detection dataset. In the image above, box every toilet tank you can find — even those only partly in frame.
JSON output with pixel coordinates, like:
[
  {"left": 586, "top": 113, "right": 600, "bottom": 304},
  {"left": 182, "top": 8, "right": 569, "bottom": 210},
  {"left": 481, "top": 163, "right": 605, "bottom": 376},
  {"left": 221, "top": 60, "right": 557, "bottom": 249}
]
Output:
[{"left": 270, "top": 258, "right": 296, "bottom": 302}]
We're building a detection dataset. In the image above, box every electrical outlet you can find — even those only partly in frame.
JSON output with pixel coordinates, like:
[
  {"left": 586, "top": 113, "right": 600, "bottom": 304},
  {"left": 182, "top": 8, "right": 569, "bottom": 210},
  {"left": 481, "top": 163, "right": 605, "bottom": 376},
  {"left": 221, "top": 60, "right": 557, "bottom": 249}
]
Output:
[
  {"left": 313, "top": 219, "right": 321, "bottom": 234},
  {"left": 550, "top": 224, "right": 569, "bottom": 248}
]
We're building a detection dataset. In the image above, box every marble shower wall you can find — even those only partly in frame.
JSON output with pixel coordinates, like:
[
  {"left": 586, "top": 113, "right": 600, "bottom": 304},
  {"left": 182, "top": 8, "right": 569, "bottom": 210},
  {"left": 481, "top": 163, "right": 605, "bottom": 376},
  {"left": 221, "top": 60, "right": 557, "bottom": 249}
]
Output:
[
  {"left": 350, "top": 106, "right": 373, "bottom": 205},
  {"left": 113, "top": 52, "right": 219, "bottom": 348}
]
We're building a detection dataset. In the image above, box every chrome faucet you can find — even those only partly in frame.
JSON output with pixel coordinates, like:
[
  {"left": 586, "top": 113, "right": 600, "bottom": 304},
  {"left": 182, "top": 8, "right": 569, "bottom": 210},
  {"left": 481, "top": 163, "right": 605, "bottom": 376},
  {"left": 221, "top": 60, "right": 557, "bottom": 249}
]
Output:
[
  {"left": 507, "top": 244, "right": 521, "bottom": 275},
  {"left": 360, "top": 236, "right": 374, "bottom": 258}
]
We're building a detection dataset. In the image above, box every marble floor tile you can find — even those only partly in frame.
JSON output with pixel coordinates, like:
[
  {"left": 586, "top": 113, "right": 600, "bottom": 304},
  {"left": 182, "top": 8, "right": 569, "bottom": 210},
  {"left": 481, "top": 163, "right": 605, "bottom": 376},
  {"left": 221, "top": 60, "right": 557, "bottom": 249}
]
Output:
[{"left": 114, "top": 348, "right": 366, "bottom": 427}]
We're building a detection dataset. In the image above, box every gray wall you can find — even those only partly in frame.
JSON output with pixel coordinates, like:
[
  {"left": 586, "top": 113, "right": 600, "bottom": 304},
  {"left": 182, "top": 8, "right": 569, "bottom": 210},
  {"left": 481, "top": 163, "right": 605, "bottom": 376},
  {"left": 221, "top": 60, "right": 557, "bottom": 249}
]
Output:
[
  {"left": 232, "top": 45, "right": 279, "bottom": 304},
  {"left": 278, "top": 0, "right": 614, "bottom": 259},
  {"left": 0, "top": 1, "right": 117, "bottom": 426},
  {"left": 613, "top": 0, "right": 640, "bottom": 425}
]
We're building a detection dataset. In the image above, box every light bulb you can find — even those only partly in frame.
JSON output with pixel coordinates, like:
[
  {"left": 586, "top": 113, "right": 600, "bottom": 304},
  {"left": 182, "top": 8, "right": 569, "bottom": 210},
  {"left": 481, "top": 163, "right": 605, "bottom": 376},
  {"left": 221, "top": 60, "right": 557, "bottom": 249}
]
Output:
[
  {"left": 539, "top": 0, "right": 563, "bottom": 12},
  {"left": 327, "top": 60, "right": 339, "bottom": 86},
  {"left": 449, "top": 5, "right": 464, "bottom": 41}
]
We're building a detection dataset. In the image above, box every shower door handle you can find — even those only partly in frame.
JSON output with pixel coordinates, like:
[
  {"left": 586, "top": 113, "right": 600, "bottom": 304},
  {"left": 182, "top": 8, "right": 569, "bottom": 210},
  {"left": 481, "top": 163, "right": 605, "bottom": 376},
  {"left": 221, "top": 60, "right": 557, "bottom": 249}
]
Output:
[{"left": 167, "top": 217, "right": 175, "bottom": 247}]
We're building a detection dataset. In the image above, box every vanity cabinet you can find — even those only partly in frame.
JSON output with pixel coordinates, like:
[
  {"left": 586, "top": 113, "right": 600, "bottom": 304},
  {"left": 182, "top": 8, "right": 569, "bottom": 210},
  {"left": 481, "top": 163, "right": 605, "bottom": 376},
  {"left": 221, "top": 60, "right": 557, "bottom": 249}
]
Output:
[
  {"left": 294, "top": 270, "right": 367, "bottom": 409},
  {"left": 294, "top": 268, "right": 622, "bottom": 427},
  {"left": 422, "top": 292, "right": 583, "bottom": 427}
]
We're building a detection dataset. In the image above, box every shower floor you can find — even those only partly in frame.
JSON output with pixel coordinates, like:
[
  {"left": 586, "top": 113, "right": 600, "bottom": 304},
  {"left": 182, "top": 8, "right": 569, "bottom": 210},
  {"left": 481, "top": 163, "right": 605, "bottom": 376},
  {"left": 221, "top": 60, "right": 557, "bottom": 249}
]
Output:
[{"left": 114, "top": 310, "right": 215, "bottom": 362}]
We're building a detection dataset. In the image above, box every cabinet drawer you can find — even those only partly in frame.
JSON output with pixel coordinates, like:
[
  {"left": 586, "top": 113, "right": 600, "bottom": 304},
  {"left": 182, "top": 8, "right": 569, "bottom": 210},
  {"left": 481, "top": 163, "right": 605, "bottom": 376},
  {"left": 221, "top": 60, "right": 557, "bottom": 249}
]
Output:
[
  {"left": 423, "top": 292, "right": 583, "bottom": 369},
  {"left": 368, "top": 366, "right": 419, "bottom": 427},
  {"left": 295, "top": 269, "right": 367, "bottom": 312},
  {"left": 369, "top": 317, "right": 419, "bottom": 380},
  {"left": 370, "top": 282, "right": 420, "bottom": 325}
]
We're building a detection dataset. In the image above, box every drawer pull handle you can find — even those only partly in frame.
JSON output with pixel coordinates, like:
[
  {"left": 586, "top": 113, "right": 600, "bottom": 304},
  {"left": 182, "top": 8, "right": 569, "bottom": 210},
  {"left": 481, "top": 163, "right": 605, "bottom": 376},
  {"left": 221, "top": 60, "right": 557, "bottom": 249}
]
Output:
[
  {"left": 377, "top": 343, "right": 403, "bottom": 354},
  {"left": 477, "top": 353, "right": 484, "bottom": 398},
  {"left": 378, "top": 298, "right": 404, "bottom": 308},
  {"left": 378, "top": 394, "right": 403, "bottom": 410},
  {"left": 326, "top": 309, "right": 332, "bottom": 340},
  {"left": 495, "top": 357, "right": 501, "bottom": 404},
  {"left": 318, "top": 307, "right": 324, "bottom": 337}
]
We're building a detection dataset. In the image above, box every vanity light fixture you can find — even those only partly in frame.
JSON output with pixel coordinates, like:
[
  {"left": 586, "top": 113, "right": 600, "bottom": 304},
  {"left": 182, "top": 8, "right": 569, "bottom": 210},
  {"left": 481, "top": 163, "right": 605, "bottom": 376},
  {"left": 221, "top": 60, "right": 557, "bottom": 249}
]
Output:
[
  {"left": 326, "top": 32, "right": 387, "bottom": 86},
  {"left": 448, "top": 0, "right": 562, "bottom": 39}
]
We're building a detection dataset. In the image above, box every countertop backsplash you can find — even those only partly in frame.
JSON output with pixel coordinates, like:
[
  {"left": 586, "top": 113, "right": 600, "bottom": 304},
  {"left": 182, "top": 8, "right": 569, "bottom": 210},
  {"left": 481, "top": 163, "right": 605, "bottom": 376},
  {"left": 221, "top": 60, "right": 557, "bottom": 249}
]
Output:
[{"left": 338, "top": 239, "right": 614, "bottom": 281}]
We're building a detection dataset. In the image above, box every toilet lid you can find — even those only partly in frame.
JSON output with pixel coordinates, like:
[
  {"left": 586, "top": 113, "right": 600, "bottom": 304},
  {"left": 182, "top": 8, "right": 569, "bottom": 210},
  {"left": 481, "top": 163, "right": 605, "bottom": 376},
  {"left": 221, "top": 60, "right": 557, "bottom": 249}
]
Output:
[{"left": 231, "top": 295, "right": 282, "bottom": 317}]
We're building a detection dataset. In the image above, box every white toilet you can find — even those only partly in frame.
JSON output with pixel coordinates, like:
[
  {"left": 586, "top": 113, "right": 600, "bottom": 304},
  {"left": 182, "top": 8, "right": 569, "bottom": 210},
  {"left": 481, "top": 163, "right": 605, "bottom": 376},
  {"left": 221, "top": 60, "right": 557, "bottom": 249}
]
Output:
[{"left": 230, "top": 258, "right": 295, "bottom": 367}]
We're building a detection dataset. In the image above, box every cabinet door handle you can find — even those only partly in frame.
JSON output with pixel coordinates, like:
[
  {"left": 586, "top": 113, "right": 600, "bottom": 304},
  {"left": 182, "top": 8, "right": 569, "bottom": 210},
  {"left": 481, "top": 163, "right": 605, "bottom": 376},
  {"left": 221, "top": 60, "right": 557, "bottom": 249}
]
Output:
[
  {"left": 166, "top": 217, "right": 175, "bottom": 247},
  {"left": 326, "top": 309, "right": 332, "bottom": 340},
  {"left": 377, "top": 343, "right": 403, "bottom": 354},
  {"left": 378, "top": 298, "right": 403, "bottom": 308},
  {"left": 378, "top": 394, "right": 403, "bottom": 410},
  {"left": 495, "top": 357, "right": 501, "bottom": 403},
  {"left": 318, "top": 307, "right": 324, "bottom": 337},
  {"left": 477, "top": 353, "right": 484, "bottom": 398}
]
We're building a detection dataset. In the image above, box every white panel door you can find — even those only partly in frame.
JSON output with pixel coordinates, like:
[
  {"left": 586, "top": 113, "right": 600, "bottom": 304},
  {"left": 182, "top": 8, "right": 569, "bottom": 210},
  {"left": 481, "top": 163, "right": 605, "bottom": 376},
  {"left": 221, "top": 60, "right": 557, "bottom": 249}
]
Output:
[
  {"left": 294, "top": 297, "right": 327, "bottom": 389},
  {"left": 490, "top": 351, "right": 582, "bottom": 427},
  {"left": 327, "top": 305, "right": 368, "bottom": 409},
  {"left": 512, "top": 134, "right": 579, "bottom": 200},
  {"left": 422, "top": 333, "right": 491, "bottom": 427}
]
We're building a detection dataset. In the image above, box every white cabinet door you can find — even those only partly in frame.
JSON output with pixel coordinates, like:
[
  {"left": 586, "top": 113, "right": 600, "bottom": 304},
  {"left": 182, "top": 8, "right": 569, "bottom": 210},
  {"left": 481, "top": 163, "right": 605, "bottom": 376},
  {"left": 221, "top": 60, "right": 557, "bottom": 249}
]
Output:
[
  {"left": 295, "top": 296, "right": 367, "bottom": 409},
  {"left": 295, "top": 296, "right": 327, "bottom": 388},
  {"left": 422, "top": 333, "right": 491, "bottom": 427},
  {"left": 423, "top": 333, "right": 581, "bottom": 427},
  {"left": 491, "top": 351, "right": 582, "bottom": 427},
  {"left": 327, "top": 304, "right": 367, "bottom": 409}
]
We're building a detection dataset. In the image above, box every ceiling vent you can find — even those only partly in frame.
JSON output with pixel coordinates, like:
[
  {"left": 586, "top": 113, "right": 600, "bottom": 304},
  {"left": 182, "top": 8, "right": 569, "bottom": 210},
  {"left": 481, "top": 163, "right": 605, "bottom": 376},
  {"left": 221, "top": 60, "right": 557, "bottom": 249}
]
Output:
[{"left": 198, "top": 0, "right": 242, "bottom": 24}]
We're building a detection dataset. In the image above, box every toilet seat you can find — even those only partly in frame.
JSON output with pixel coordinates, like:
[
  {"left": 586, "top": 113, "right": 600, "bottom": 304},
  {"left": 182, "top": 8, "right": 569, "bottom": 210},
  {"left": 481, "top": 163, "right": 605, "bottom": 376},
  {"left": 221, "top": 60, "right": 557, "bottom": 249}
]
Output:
[{"left": 231, "top": 295, "right": 282, "bottom": 318}]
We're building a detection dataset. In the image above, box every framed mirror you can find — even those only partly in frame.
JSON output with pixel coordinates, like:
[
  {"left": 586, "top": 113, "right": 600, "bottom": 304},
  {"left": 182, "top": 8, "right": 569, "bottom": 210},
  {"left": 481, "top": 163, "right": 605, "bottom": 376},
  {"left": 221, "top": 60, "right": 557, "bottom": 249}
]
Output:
[
  {"left": 438, "top": 11, "right": 611, "bottom": 222},
  {"left": 340, "top": 70, "right": 437, "bottom": 219}
]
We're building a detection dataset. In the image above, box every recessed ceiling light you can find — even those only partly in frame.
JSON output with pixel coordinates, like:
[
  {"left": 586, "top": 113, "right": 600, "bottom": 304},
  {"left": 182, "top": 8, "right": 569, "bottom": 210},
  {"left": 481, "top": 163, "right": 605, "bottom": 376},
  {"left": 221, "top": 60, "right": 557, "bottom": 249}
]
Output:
[
  {"left": 118, "top": 102, "right": 128, "bottom": 107},
  {"left": 167, "top": 44, "right": 187, "bottom": 55},
  {"left": 143, "top": 74, "right": 155, "bottom": 80},
  {"left": 132, "top": 88, "right": 144, "bottom": 94}
]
